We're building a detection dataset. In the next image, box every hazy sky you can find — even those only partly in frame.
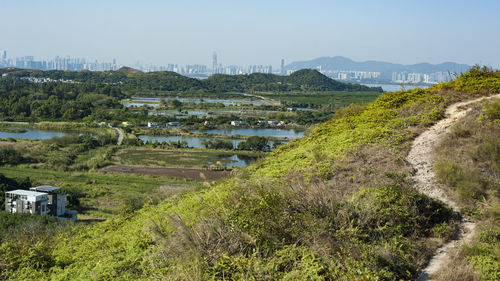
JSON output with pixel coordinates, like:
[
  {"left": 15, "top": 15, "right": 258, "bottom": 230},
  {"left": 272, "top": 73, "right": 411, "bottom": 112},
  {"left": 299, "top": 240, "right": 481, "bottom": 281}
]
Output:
[{"left": 1, "top": 0, "right": 499, "bottom": 68}]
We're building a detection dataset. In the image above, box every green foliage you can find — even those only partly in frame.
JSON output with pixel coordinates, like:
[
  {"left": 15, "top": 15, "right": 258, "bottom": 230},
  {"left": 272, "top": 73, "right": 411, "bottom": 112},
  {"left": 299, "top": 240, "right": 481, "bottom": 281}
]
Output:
[
  {"left": 170, "top": 99, "right": 183, "bottom": 109},
  {"left": 445, "top": 65, "right": 500, "bottom": 94},
  {"left": 480, "top": 99, "right": 500, "bottom": 124},
  {"left": 0, "top": 212, "right": 58, "bottom": 240},
  {"left": 0, "top": 174, "right": 31, "bottom": 210},
  {"left": 435, "top": 161, "right": 487, "bottom": 200},
  {"left": 0, "top": 146, "right": 24, "bottom": 165},
  {"left": 237, "top": 136, "right": 270, "bottom": 151},
  {"left": 202, "top": 139, "right": 234, "bottom": 150},
  {"left": 1, "top": 68, "right": 381, "bottom": 94},
  {"left": 0, "top": 78, "right": 123, "bottom": 121},
  {"left": 462, "top": 240, "right": 500, "bottom": 281}
]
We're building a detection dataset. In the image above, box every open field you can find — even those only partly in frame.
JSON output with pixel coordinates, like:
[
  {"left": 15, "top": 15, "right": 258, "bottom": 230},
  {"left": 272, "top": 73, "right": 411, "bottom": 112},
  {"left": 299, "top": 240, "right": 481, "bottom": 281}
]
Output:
[
  {"left": 0, "top": 166, "right": 201, "bottom": 220},
  {"left": 101, "top": 165, "right": 230, "bottom": 180}
]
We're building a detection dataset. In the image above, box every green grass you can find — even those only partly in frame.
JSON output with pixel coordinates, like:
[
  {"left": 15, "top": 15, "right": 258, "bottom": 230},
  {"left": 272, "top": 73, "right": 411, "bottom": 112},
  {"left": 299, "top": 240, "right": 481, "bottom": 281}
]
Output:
[
  {"left": 0, "top": 166, "right": 200, "bottom": 220},
  {"left": 114, "top": 147, "right": 261, "bottom": 168},
  {"left": 0, "top": 128, "right": 27, "bottom": 133}
]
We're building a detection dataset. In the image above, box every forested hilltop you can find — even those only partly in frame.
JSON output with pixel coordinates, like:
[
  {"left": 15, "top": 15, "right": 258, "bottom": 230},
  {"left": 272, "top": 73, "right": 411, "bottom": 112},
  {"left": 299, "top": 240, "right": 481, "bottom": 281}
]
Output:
[
  {"left": 0, "top": 67, "right": 382, "bottom": 93},
  {"left": 1, "top": 67, "right": 499, "bottom": 280}
]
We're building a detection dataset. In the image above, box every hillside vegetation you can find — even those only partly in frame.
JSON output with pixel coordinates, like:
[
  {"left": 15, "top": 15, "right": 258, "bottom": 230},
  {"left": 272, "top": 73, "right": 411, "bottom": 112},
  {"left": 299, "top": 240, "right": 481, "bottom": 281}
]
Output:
[
  {"left": 1, "top": 66, "right": 499, "bottom": 280},
  {"left": 0, "top": 68, "right": 382, "bottom": 93}
]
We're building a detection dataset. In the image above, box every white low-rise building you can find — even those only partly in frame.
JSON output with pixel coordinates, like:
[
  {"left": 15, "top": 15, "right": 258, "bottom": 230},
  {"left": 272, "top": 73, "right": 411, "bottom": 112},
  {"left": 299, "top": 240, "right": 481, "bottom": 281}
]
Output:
[
  {"left": 5, "top": 190, "right": 50, "bottom": 215},
  {"left": 5, "top": 186, "right": 77, "bottom": 221},
  {"left": 147, "top": 122, "right": 160, "bottom": 128},
  {"left": 230, "top": 121, "right": 249, "bottom": 126}
]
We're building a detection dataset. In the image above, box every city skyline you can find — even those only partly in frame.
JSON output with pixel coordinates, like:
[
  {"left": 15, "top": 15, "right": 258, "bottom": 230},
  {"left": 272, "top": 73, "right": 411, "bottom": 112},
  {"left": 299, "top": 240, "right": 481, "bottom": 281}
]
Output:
[
  {"left": 0, "top": 49, "right": 458, "bottom": 84},
  {"left": 1, "top": 0, "right": 499, "bottom": 68}
]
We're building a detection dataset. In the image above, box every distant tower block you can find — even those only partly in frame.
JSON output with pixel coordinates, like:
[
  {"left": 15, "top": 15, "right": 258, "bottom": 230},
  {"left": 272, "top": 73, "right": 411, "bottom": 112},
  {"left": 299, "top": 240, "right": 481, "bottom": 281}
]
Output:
[
  {"left": 281, "top": 59, "right": 285, "bottom": 75},
  {"left": 212, "top": 52, "right": 218, "bottom": 75}
]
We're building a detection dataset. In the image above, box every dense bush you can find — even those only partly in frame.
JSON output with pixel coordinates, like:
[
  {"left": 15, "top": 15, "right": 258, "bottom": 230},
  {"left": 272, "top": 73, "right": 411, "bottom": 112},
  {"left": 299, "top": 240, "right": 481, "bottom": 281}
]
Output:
[
  {"left": 202, "top": 139, "right": 234, "bottom": 150},
  {"left": 0, "top": 147, "right": 24, "bottom": 166},
  {"left": 237, "top": 136, "right": 270, "bottom": 151}
]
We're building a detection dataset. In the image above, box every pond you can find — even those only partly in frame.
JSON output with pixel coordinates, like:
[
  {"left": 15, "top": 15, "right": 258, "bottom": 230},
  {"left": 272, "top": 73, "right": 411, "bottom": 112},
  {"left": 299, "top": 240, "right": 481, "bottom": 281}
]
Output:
[
  {"left": 0, "top": 127, "right": 78, "bottom": 140},
  {"left": 138, "top": 135, "right": 284, "bottom": 149},
  {"left": 146, "top": 110, "right": 207, "bottom": 116},
  {"left": 122, "top": 96, "right": 273, "bottom": 107},
  {"left": 139, "top": 135, "right": 244, "bottom": 148},
  {"left": 195, "top": 128, "right": 305, "bottom": 139}
]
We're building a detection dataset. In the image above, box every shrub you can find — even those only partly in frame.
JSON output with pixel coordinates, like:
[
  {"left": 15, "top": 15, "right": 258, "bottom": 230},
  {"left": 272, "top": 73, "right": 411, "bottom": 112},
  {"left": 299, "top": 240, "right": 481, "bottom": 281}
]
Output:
[
  {"left": 202, "top": 139, "right": 234, "bottom": 150},
  {"left": 237, "top": 136, "right": 270, "bottom": 151},
  {"left": 480, "top": 100, "right": 500, "bottom": 123},
  {"left": 435, "top": 162, "right": 487, "bottom": 200},
  {"left": 0, "top": 147, "right": 23, "bottom": 166}
]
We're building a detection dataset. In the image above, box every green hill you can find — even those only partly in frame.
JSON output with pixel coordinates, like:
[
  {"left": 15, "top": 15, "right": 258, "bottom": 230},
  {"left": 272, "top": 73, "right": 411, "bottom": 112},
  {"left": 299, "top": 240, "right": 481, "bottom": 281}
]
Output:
[
  {"left": 116, "top": 66, "right": 143, "bottom": 74},
  {"left": 202, "top": 69, "right": 380, "bottom": 92},
  {"left": 0, "top": 68, "right": 382, "bottom": 93},
  {"left": 1, "top": 67, "right": 499, "bottom": 280}
]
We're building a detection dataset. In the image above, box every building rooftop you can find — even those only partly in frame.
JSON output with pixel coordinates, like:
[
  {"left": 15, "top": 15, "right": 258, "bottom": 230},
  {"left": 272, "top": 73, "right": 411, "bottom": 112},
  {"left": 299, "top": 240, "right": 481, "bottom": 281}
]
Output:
[
  {"left": 6, "top": 189, "right": 48, "bottom": 197},
  {"left": 30, "top": 185, "right": 61, "bottom": 192}
]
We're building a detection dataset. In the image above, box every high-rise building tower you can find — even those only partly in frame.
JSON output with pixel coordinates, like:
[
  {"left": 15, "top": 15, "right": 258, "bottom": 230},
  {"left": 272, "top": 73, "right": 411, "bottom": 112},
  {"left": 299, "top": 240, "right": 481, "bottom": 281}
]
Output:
[
  {"left": 1, "top": 50, "right": 6, "bottom": 62},
  {"left": 280, "top": 59, "right": 285, "bottom": 75},
  {"left": 212, "top": 52, "right": 218, "bottom": 75}
]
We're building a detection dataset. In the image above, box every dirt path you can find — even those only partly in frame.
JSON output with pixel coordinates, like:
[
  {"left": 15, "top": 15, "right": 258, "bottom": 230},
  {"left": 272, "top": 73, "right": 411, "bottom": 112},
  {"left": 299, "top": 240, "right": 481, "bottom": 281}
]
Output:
[
  {"left": 113, "top": 127, "right": 124, "bottom": 145},
  {"left": 408, "top": 94, "right": 500, "bottom": 281}
]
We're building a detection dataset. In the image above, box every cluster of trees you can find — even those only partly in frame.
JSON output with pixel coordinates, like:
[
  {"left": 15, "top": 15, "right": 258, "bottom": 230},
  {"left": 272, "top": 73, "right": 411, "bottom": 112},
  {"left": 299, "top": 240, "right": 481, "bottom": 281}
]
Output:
[
  {"left": 202, "top": 136, "right": 273, "bottom": 151},
  {"left": 201, "top": 70, "right": 383, "bottom": 92},
  {"left": 202, "top": 139, "right": 234, "bottom": 150},
  {"left": 237, "top": 136, "right": 271, "bottom": 151},
  {"left": 0, "top": 78, "right": 123, "bottom": 121}
]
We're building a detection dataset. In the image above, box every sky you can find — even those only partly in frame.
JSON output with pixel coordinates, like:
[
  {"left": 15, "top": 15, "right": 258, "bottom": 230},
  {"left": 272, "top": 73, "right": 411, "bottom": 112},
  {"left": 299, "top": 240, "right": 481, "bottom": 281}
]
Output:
[{"left": 1, "top": 0, "right": 500, "bottom": 68}]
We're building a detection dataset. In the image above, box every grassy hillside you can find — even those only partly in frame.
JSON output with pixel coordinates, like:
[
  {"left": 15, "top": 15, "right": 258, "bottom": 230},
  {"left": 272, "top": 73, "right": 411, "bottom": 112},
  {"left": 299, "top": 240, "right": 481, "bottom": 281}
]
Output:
[{"left": 1, "top": 66, "right": 499, "bottom": 280}]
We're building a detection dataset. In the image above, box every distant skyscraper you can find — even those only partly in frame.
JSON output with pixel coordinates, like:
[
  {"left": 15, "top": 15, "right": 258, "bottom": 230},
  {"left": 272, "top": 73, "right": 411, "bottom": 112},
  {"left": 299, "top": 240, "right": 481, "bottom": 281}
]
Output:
[
  {"left": 280, "top": 59, "right": 285, "bottom": 75},
  {"left": 1, "top": 50, "right": 7, "bottom": 62},
  {"left": 212, "top": 52, "right": 218, "bottom": 74}
]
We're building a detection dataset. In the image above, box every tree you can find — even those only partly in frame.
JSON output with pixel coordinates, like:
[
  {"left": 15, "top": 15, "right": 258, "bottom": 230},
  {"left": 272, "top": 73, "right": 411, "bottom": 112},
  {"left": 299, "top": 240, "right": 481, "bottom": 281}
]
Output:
[
  {"left": 237, "top": 136, "right": 270, "bottom": 151},
  {"left": 171, "top": 99, "right": 183, "bottom": 111},
  {"left": 202, "top": 139, "right": 234, "bottom": 150},
  {"left": 0, "top": 147, "right": 23, "bottom": 166}
]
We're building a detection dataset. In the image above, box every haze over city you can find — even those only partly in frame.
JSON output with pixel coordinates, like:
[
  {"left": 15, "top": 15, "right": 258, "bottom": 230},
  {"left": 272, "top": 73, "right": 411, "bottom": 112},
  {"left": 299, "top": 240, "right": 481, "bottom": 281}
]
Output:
[{"left": 2, "top": 0, "right": 499, "bottom": 68}]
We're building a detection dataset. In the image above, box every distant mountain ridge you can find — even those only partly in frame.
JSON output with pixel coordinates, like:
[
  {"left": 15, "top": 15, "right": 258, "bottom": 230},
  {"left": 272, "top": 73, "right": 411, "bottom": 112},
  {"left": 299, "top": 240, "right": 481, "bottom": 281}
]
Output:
[{"left": 286, "top": 56, "right": 471, "bottom": 78}]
